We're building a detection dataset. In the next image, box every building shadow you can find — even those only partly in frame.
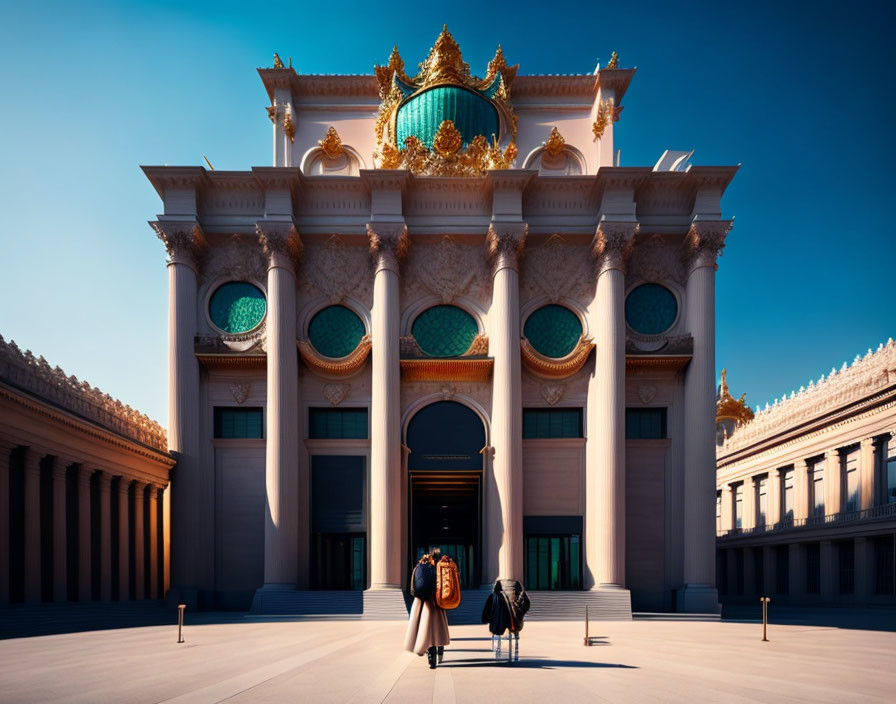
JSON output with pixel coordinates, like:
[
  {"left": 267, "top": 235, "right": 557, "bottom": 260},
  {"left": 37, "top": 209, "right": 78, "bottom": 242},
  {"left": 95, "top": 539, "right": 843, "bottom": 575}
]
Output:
[
  {"left": 721, "top": 605, "right": 896, "bottom": 632},
  {"left": 442, "top": 657, "right": 636, "bottom": 669}
]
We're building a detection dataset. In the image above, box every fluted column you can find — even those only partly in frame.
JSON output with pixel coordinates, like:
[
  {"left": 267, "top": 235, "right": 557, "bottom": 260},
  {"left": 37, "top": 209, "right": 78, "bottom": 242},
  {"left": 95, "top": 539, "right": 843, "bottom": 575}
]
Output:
[
  {"left": 825, "top": 448, "right": 841, "bottom": 516},
  {"left": 367, "top": 222, "right": 408, "bottom": 589},
  {"left": 116, "top": 478, "right": 130, "bottom": 600},
  {"left": 678, "top": 219, "right": 730, "bottom": 613},
  {"left": 76, "top": 466, "right": 92, "bottom": 600},
  {"left": 859, "top": 437, "right": 876, "bottom": 510},
  {"left": 0, "top": 440, "right": 16, "bottom": 604},
  {"left": 153, "top": 221, "right": 205, "bottom": 606},
  {"left": 793, "top": 459, "right": 809, "bottom": 521},
  {"left": 147, "top": 485, "right": 159, "bottom": 599},
  {"left": 767, "top": 470, "right": 782, "bottom": 527},
  {"left": 586, "top": 221, "right": 634, "bottom": 589},
  {"left": 161, "top": 484, "right": 170, "bottom": 597},
  {"left": 23, "top": 446, "right": 42, "bottom": 603},
  {"left": 486, "top": 223, "right": 526, "bottom": 581},
  {"left": 52, "top": 459, "right": 69, "bottom": 601},
  {"left": 258, "top": 222, "right": 301, "bottom": 588},
  {"left": 133, "top": 481, "right": 145, "bottom": 599},
  {"left": 97, "top": 472, "right": 112, "bottom": 600}
]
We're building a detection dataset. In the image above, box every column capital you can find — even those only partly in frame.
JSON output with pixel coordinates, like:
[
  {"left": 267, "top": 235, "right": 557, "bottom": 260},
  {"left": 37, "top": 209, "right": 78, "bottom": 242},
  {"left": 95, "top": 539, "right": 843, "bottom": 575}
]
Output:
[
  {"left": 257, "top": 221, "right": 302, "bottom": 273},
  {"left": 116, "top": 475, "right": 133, "bottom": 494},
  {"left": 592, "top": 220, "right": 636, "bottom": 277},
  {"left": 681, "top": 219, "right": 731, "bottom": 274},
  {"left": 95, "top": 470, "right": 113, "bottom": 489},
  {"left": 22, "top": 445, "right": 45, "bottom": 473},
  {"left": 151, "top": 221, "right": 206, "bottom": 271},
  {"left": 367, "top": 221, "right": 409, "bottom": 274},
  {"left": 826, "top": 447, "right": 841, "bottom": 461},
  {"left": 793, "top": 458, "right": 809, "bottom": 471},
  {"left": 486, "top": 222, "right": 527, "bottom": 274}
]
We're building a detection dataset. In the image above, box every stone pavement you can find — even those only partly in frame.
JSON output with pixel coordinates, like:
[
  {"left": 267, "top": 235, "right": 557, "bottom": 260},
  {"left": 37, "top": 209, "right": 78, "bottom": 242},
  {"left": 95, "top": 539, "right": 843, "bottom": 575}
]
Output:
[{"left": 0, "top": 614, "right": 894, "bottom": 703}]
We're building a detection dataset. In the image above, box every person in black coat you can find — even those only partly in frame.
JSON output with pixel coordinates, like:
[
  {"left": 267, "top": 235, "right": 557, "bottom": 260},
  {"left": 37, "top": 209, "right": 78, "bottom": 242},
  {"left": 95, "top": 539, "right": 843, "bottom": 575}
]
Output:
[{"left": 481, "top": 580, "right": 530, "bottom": 662}]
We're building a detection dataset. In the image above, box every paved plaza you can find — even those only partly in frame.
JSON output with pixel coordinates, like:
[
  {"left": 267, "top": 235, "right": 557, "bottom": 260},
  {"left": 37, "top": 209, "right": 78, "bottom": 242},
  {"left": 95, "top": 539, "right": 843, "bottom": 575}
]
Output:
[{"left": 1, "top": 610, "right": 894, "bottom": 703}]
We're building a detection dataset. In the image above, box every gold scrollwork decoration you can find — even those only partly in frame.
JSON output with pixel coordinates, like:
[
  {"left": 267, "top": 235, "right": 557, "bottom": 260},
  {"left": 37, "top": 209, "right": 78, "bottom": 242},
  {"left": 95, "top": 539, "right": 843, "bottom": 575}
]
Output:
[
  {"left": 543, "top": 126, "right": 566, "bottom": 157},
  {"left": 373, "top": 26, "right": 519, "bottom": 176},
  {"left": 520, "top": 335, "right": 595, "bottom": 379},
  {"left": 297, "top": 335, "right": 372, "bottom": 378},
  {"left": 283, "top": 111, "right": 295, "bottom": 143},
  {"left": 318, "top": 126, "right": 345, "bottom": 158}
]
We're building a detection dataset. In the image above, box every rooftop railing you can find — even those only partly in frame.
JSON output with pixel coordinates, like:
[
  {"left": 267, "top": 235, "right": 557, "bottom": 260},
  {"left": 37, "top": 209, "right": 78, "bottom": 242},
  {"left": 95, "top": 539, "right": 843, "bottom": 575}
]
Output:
[{"left": 717, "top": 501, "right": 896, "bottom": 539}]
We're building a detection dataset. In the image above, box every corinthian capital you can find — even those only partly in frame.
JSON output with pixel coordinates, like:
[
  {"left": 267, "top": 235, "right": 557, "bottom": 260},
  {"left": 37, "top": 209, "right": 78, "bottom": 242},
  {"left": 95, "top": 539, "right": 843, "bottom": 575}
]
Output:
[
  {"left": 682, "top": 219, "right": 732, "bottom": 273},
  {"left": 592, "top": 220, "right": 637, "bottom": 277},
  {"left": 486, "top": 222, "right": 527, "bottom": 274},
  {"left": 256, "top": 221, "right": 302, "bottom": 272},
  {"left": 367, "top": 222, "right": 409, "bottom": 274},
  {"left": 151, "top": 221, "right": 206, "bottom": 270}
]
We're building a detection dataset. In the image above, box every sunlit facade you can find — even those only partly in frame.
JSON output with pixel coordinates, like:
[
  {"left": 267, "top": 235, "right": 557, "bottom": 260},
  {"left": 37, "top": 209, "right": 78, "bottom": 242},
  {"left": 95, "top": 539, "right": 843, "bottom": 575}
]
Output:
[{"left": 146, "top": 28, "right": 737, "bottom": 616}]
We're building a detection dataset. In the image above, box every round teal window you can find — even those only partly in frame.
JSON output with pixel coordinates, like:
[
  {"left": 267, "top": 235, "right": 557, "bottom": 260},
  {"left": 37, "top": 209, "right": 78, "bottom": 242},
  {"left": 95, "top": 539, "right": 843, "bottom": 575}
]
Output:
[
  {"left": 625, "top": 284, "right": 678, "bottom": 335},
  {"left": 209, "top": 282, "right": 266, "bottom": 334},
  {"left": 523, "top": 305, "right": 582, "bottom": 358},
  {"left": 412, "top": 305, "right": 478, "bottom": 357},
  {"left": 308, "top": 305, "right": 366, "bottom": 358}
]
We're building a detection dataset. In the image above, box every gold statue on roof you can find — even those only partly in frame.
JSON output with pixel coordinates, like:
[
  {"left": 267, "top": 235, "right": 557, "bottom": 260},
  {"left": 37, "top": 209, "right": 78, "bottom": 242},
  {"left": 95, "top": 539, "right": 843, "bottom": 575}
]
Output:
[
  {"left": 606, "top": 51, "right": 618, "bottom": 69},
  {"left": 716, "top": 369, "right": 754, "bottom": 426},
  {"left": 273, "top": 53, "right": 284, "bottom": 69}
]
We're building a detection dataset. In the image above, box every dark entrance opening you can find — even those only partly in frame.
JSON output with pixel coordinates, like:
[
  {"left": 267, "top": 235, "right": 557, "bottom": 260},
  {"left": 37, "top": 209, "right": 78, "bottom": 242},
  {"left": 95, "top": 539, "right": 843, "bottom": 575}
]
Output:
[
  {"left": 410, "top": 474, "right": 480, "bottom": 589},
  {"left": 310, "top": 455, "right": 367, "bottom": 590},
  {"left": 407, "top": 401, "right": 485, "bottom": 590}
]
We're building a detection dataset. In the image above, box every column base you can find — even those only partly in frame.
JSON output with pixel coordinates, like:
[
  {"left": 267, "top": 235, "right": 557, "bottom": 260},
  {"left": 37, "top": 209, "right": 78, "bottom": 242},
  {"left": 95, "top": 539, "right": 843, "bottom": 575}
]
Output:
[
  {"left": 363, "top": 586, "right": 409, "bottom": 620},
  {"left": 676, "top": 583, "right": 721, "bottom": 614}
]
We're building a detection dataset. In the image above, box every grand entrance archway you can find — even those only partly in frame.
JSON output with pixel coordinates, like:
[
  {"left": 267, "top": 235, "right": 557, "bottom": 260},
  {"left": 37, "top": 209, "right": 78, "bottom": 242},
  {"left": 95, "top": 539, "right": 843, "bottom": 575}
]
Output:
[{"left": 406, "top": 401, "right": 485, "bottom": 589}]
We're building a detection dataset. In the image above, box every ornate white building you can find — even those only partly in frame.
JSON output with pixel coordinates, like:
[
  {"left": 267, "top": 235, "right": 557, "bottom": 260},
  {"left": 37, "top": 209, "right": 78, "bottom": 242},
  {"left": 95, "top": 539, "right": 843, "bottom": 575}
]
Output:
[
  {"left": 145, "top": 28, "right": 737, "bottom": 616},
  {"left": 716, "top": 342, "right": 896, "bottom": 605}
]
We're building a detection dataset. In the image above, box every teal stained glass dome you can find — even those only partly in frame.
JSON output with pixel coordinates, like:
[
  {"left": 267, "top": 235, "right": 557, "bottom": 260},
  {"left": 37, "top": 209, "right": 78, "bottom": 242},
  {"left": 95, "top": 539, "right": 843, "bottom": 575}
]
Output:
[
  {"left": 209, "top": 282, "right": 266, "bottom": 334},
  {"left": 308, "top": 306, "right": 366, "bottom": 358},
  {"left": 625, "top": 284, "right": 678, "bottom": 335},
  {"left": 524, "top": 305, "right": 582, "bottom": 358},
  {"left": 412, "top": 305, "right": 478, "bottom": 357},
  {"left": 396, "top": 86, "right": 500, "bottom": 149}
]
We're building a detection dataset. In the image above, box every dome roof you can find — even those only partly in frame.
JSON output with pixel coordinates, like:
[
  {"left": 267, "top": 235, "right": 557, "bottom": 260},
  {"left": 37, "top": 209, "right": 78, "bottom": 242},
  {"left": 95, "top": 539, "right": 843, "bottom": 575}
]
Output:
[{"left": 396, "top": 85, "right": 500, "bottom": 149}]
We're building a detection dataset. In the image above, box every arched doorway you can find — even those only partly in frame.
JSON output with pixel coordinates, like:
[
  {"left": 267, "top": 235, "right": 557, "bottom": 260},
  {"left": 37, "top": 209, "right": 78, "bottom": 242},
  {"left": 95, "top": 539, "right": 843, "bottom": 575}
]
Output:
[{"left": 406, "top": 401, "right": 485, "bottom": 589}]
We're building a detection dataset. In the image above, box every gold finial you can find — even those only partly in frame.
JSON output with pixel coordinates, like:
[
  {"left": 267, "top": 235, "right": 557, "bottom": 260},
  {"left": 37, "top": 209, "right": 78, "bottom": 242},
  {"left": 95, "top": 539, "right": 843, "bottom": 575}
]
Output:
[
  {"left": 606, "top": 51, "right": 618, "bottom": 69},
  {"left": 432, "top": 120, "right": 463, "bottom": 157},
  {"left": 283, "top": 111, "right": 295, "bottom": 143},
  {"left": 543, "top": 126, "right": 566, "bottom": 157},
  {"left": 273, "top": 53, "right": 284, "bottom": 69},
  {"left": 415, "top": 25, "right": 471, "bottom": 87},
  {"left": 202, "top": 155, "right": 215, "bottom": 171},
  {"left": 716, "top": 368, "right": 755, "bottom": 426},
  {"left": 318, "top": 126, "right": 344, "bottom": 158},
  {"left": 374, "top": 45, "right": 410, "bottom": 99}
]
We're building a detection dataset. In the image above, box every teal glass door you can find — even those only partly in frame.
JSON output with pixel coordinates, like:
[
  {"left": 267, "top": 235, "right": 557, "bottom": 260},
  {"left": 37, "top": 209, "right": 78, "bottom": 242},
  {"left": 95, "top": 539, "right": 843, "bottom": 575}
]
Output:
[{"left": 525, "top": 534, "right": 581, "bottom": 590}]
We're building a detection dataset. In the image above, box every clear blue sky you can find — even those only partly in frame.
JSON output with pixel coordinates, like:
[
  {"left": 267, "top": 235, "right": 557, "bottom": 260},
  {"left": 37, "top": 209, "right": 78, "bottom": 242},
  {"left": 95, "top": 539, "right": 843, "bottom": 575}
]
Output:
[{"left": 1, "top": 0, "right": 893, "bottom": 425}]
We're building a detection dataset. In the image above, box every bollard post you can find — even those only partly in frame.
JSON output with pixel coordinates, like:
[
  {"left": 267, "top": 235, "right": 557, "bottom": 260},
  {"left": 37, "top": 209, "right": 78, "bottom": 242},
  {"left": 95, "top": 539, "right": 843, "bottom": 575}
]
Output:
[
  {"left": 760, "top": 597, "right": 770, "bottom": 642},
  {"left": 177, "top": 603, "right": 186, "bottom": 644},
  {"left": 584, "top": 604, "right": 590, "bottom": 646}
]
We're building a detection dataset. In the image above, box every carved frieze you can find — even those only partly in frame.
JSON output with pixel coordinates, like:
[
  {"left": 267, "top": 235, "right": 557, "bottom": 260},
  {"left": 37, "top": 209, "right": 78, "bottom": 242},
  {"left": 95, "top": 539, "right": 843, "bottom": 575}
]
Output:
[
  {"left": 401, "top": 239, "right": 490, "bottom": 308},
  {"left": 540, "top": 382, "right": 565, "bottom": 406},
  {"left": 521, "top": 235, "right": 593, "bottom": 305},
  {"left": 201, "top": 234, "right": 266, "bottom": 283},
  {"left": 628, "top": 234, "right": 685, "bottom": 285}
]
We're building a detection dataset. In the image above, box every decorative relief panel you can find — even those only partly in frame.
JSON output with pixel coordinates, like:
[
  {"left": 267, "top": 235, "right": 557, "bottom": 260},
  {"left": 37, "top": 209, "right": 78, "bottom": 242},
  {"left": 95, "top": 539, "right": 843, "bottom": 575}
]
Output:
[
  {"left": 400, "top": 238, "right": 490, "bottom": 309},
  {"left": 201, "top": 235, "right": 267, "bottom": 284},
  {"left": 301, "top": 235, "right": 373, "bottom": 307},
  {"left": 400, "top": 380, "right": 492, "bottom": 420},
  {"left": 628, "top": 234, "right": 685, "bottom": 286},
  {"left": 520, "top": 236, "right": 593, "bottom": 306}
]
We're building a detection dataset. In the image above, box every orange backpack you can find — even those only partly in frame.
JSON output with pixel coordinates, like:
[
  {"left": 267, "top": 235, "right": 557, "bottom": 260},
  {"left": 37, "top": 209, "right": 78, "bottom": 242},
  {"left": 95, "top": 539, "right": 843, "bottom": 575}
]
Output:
[{"left": 435, "top": 556, "right": 461, "bottom": 610}]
